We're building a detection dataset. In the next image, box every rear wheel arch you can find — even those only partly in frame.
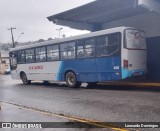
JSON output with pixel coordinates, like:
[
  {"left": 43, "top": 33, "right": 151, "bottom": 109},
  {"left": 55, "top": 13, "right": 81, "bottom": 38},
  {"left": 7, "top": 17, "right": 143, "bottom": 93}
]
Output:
[{"left": 64, "top": 70, "right": 76, "bottom": 80}]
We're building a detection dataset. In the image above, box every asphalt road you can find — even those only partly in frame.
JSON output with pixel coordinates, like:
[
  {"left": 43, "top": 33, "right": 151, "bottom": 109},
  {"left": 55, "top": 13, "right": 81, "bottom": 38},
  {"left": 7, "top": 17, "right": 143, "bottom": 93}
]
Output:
[{"left": 0, "top": 75, "right": 160, "bottom": 130}]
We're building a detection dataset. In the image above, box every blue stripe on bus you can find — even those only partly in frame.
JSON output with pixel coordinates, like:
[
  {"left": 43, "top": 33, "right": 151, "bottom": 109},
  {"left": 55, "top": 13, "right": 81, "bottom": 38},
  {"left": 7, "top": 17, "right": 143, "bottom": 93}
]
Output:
[
  {"left": 56, "top": 56, "right": 122, "bottom": 82},
  {"left": 56, "top": 61, "right": 64, "bottom": 81},
  {"left": 121, "top": 68, "right": 132, "bottom": 79},
  {"left": 122, "top": 68, "right": 145, "bottom": 79}
]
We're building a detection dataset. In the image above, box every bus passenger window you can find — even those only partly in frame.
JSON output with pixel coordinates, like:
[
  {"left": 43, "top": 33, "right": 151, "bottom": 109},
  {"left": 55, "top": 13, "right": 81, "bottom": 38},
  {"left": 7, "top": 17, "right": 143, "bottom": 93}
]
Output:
[
  {"left": 84, "top": 39, "right": 95, "bottom": 57},
  {"left": 60, "top": 44, "right": 67, "bottom": 59},
  {"left": 84, "top": 44, "right": 95, "bottom": 57},
  {"left": 77, "top": 38, "right": 95, "bottom": 58},
  {"left": 60, "top": 42, "right": 75, "bottom": 59},
  {"left": 77, "top": 40, "right": 85, "bottom": 58},
  {"left": 77, "top": 46, "right": 84, "bottom": 58},
  {"left": 25, "top": 49, "right": 35, "bottom": 63},
  {"left": 67, "top": 42, "right": 75, "bottom": 59},
  {"left": 17, "top": 50, "right": 25, "bottom": 63},
  {"left": 61, "top": 52, "right": 67, "bottom": 59},
  {"left": 35, "top": 47, "right": 46, "bottom": 62},
  {"left": 97, "top": 33, "right": 120, "bottom": 57},
  {"left": 97, "top": 36, "right": 109, "bottom": 56},
  {"left": 108, "top": 34, "right": 119, "bottom": 54},
  {"left": 47, "top": 45, "right": 59, "bottom": 61}
]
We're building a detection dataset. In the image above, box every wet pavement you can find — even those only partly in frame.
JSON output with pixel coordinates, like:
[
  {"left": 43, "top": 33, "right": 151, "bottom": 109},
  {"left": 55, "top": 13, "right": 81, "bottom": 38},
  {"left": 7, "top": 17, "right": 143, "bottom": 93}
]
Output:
[
  {"left": 0, "top": 103, "right": 110, "bottom": 131},
  {"left": 0, "top": 75, "right": 160, "bottom": 131}
]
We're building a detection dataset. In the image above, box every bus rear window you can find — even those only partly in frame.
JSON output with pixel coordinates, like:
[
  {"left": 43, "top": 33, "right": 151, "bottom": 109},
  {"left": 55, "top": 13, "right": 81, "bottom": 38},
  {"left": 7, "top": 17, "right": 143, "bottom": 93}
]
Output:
[{"left": 125, "top": 29, "right": 146, "bottom": 50}]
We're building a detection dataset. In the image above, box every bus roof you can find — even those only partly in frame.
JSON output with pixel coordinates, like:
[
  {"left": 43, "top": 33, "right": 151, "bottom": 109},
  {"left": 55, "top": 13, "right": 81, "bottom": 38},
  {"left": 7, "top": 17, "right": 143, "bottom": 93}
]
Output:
[{"left": 10, "top": 26, "right": 133, "bottom": 52}]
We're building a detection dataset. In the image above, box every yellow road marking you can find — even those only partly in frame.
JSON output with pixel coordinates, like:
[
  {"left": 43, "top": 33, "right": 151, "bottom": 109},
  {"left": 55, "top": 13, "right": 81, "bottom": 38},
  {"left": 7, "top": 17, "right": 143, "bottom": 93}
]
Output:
[{"left": 0, "top": 101, "right": 128, "bottom": 131}]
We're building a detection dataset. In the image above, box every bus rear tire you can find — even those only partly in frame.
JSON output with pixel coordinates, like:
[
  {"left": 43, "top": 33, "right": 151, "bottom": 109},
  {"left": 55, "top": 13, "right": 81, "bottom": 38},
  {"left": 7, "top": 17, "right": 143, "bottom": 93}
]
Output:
[
  {"left": 21, "top": 73, "right": 31, "bottom": 85},
  {"left": 66, "top": 72, "right": 81, "bottom": 88}
]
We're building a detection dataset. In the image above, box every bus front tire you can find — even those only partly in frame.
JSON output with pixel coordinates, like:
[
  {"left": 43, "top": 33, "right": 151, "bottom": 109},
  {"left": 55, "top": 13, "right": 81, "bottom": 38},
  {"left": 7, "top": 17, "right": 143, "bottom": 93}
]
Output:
[
  {"left": 66, "top": 72, "right": 81, "bottom": 88},
  {"left": 21, "top": 73, "right": 31, "bottom": 85}
]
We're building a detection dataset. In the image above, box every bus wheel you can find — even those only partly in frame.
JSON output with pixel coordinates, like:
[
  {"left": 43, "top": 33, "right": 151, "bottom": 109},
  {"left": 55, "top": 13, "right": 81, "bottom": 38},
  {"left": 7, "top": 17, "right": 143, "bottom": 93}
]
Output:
[
  {"left": 66, "top": 72, "right": 81, "bottom": 88},
  {"left": 21, "top": 73, "right": 31, "bottom": 85}
]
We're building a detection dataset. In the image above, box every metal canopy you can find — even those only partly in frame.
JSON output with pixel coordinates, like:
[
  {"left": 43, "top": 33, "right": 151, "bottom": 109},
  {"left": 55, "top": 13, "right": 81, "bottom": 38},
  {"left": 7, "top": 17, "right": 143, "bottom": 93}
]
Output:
[{"left": 47, "top": 0, "right": 160, "bottom": 36}]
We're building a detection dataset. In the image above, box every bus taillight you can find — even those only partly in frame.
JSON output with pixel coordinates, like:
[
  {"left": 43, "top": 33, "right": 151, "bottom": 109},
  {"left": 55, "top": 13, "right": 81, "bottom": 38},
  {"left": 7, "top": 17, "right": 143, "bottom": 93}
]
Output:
[{"left": 123, "top": 60, "right": 128, "bottom": 69}]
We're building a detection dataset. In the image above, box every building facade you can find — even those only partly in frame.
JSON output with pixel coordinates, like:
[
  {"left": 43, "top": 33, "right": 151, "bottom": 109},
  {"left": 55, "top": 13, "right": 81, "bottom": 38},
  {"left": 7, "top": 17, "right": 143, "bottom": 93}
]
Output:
[{"left": 0, "top": 51, "right": 10, "bottom": 74}]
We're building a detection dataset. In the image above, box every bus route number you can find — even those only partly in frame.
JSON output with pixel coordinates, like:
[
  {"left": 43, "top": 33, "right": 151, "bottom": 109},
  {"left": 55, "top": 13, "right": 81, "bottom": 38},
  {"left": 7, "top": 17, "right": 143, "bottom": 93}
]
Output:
[{"left": 114, "top": 66, "right": 119, "bottom": 70}]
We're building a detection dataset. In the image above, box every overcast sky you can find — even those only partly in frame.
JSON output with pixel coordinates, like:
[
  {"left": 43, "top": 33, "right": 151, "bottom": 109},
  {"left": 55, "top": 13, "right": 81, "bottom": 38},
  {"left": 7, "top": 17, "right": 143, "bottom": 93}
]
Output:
[{"left": 0, "top": 0, "right": 94, "bottom": 43}]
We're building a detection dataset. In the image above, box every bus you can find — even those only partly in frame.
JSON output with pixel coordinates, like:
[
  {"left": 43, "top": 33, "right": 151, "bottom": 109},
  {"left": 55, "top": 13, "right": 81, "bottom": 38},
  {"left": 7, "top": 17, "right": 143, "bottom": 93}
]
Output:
[{"left": 9, "top": 27, "right": 147, "bottom": 88}]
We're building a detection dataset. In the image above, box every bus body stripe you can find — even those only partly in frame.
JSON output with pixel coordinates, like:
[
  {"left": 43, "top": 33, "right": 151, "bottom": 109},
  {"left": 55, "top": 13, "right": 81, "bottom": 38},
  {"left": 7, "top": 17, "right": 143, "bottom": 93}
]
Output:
[
  {"left": 56, "top": 61, "right": 63, "bottom": 81},
  {"left": 122, "top": 68, "right": 145, "bottom": 79},
  {"left": 121, "top": 68, "right": 132, "bottom": 79}
]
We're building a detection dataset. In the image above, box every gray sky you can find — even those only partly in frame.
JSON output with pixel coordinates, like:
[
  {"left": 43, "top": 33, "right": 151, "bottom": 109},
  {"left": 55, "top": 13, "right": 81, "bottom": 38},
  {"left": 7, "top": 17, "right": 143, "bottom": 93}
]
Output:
[{"left": 0, "top": 0, "right": 94, "bottom": 43}]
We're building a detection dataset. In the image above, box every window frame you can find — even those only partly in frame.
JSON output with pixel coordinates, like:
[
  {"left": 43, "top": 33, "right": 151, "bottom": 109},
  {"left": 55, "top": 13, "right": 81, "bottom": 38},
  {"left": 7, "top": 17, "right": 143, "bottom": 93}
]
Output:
[
  {"left": 35, "top": 46, "right": 47, "bottom": 62},
  {"left": 76, "top": 37, "right": 96, "bottom": 59},
  {"left": 60, "top": 41, "right": 76, "bottom": 60},
  {"left": 47, "top": 44, "right": 60, "bottom": 61},
  {"left": 96, "top": 32, "right": 121, "bottom": 57},
  {"left": 17, "top": 50, "right": 26, "bottom": 64},
  {"left": 25, "top": 48, "right": 36, "bottom": 63}
]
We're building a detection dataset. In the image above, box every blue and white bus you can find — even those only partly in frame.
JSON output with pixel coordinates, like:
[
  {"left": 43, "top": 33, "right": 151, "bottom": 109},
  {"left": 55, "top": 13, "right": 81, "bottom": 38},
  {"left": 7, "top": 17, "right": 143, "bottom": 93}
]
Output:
[{"left": 10, "top": 27, "right": 147, "bottom": 88}]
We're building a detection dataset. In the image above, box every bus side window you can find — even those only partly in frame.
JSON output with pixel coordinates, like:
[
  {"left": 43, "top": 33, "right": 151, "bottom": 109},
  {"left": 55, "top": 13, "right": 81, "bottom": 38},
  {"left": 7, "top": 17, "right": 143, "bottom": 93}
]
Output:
[
  {"left": 77, "top": 38, "right": 95, "bottom": 58},
  {"left": 67, "top": 42, "right": 75, "bottom": 59},
  {"left": 60, "top": 43, "right": 68, "bottom": 59},
  {"left": 108, "top": 33, "right": 119, "bottom": 54},
  {"left": 84, "top": 38, "right": 95, "bottom": 57},
  {"left": 97, "top": 36, "right": 109, "bottom": 56},
  {"left": 77, "top": 46, "right": 84, "bottom": 58},
  {"left": 97, "top": 33, "right": 120, "bottom": 57},
  {"left": 17, "top": 50, "right": 25, "bottom": 63},
  {"left": 35, "top": 47, "right": 46, "bottom": 62},
  {"left": 47, "top": 45, "right": 59, "bottom": 61},
  {"left": 77, "top": 40, "right": 85, "bottom": 58},
  {"left": 25, "top": 49, "right": 35, "bottom": 63},
  {"left": 60, "top": 42, "right": 75, "bottom": 59}
]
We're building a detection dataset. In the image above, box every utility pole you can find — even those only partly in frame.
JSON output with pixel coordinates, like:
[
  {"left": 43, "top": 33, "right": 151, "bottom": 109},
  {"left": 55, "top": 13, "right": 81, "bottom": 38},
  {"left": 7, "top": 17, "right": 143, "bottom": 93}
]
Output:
[{"left": 8, "top": 27, "right": 16, "bottom": 48}]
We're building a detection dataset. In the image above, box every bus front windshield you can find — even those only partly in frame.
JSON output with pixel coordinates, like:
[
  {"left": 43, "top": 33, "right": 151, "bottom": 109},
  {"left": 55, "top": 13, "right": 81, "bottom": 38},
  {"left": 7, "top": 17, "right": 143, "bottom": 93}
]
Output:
[{"left": 125, "top": 29, "right": 146, "bottom": 50}]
